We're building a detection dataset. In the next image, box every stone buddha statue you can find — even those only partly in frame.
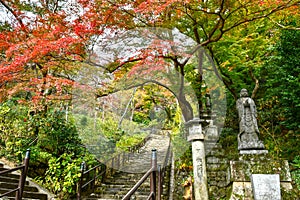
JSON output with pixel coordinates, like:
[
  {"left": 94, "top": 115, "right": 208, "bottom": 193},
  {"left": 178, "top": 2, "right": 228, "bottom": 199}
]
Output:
[{"left": 236, "top": 89, "right": 265, "bottom": 150}]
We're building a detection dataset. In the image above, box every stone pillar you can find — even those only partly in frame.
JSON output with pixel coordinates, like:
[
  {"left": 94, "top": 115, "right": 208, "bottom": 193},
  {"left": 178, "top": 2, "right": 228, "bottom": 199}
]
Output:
[
  {"left": 186, "top": 118, "right": 209, "bottom": 200},
  {"left": 191, "top": 139, "right": 208, "bottom": 200}
]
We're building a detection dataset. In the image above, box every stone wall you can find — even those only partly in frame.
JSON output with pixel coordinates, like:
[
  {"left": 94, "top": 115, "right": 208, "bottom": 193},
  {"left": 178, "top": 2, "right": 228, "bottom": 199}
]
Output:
[{"left": 206, "top": 143, "right": 231, "bottom": 199}]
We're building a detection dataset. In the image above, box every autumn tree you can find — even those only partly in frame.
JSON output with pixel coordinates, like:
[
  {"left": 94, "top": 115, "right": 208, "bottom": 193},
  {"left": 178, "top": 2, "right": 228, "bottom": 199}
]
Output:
[
  {"left": 1, "top": 0, "right": 299, "bottom": 121},
  {"left": 0, "top": 1, "right": 100, "bottom": 196},
  {"left": 77, "top": 0, "right": 300, "bottom": 122},
  {"left": 0, "top": 0, "right": 94, "bottom": 109}
]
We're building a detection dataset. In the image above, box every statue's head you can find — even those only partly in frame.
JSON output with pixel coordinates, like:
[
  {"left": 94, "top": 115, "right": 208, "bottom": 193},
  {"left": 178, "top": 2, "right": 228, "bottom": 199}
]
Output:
[{"left": 240, "top": 89, "right": 249, "bottom": 97}]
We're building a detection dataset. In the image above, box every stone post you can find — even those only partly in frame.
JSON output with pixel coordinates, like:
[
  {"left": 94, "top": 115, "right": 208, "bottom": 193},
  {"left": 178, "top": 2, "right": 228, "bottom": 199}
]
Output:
[{"left": 186, "top": 118, "right": 209, "bottom": 200}]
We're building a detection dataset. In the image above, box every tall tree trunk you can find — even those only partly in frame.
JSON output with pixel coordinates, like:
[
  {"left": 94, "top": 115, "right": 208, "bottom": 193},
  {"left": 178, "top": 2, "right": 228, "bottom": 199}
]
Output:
[{"left": 177, "top": 95, "right": 194, "bottom": 122}]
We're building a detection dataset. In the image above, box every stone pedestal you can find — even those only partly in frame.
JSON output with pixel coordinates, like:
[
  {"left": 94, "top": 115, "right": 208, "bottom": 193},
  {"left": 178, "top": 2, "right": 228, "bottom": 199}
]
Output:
[
  {"left": 229, "top": 155, "right": 292, "bottom": 200},
  {"left": 239, "top": 149, "right": 268, "bottom": 155}
]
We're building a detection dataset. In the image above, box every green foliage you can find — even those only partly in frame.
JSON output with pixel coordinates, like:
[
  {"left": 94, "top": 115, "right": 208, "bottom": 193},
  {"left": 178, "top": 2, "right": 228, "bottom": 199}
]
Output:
[
  {"left": 39, "top": 152, "right": 97, "bottom": 199},
  {"left": 42, "top": 153, "right": 81, "bottom": 198},
  {"left": 171, "top": 124, "right": 190, "bottom": 161},
  {"left": 0, "top": 21, "right": 12, "bottom": 31},
  {"left": 281, "top": 188, "right": 300, "bottom": 199},
  {"left": 219, "top": 128, "right": 239, "bottom": 160},
  {"left": 0, "top": 99, "right": 93, "bottom": 198},
  {"left": 291, "top": 156, "right": 300, "bottom": 190},
  {"left": 258, "top": 23, "right": 300, "bottom": 162},
  {"left": 261, "top": 24, "right": 300, "bottom": 130},
  {"left": 213, "top": 19, "right": 275, "bottom": 98},
  {"left": 75, "top": 112, "right": 149, "bottom": 161},
  {"left": 80, "top": 116, "right": 88, "bottom": 126},
  {"left": 98, "top": 115, "right": 124, "bottom": 143},
  {"left": 133, "top": 112, "right": 151, "bottom": 125},
  {"left": 29, "top": 147, "right": 53, "bottom": 177},
  {"left": 132, "top": 85, "right": 177, "bottom": 126},
  {"left": 116, "top": 132, "right": 147, "bottom": 151},
  {"left": 0, "top": 100, "right": 34, "bottom": 160},
  {"left": 74, "top": 113, "right": 118, "bottom": 160},
  {"left": 33, "top": 110, "right": 82, "bottom": 156}
]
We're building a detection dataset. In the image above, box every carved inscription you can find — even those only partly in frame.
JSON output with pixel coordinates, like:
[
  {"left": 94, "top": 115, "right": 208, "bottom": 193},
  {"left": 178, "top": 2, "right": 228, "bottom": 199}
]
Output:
[{"left": 194, "top": 147, "right": 203, "bottom": 182}]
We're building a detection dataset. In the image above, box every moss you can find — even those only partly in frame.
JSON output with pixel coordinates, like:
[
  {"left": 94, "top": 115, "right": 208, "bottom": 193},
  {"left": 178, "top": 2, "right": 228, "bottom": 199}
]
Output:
[
  {"left": 225, "top": 184, "right": 233, "bottom": 200},
  {"left": 281, "top": 187, "right": 300, "bottom": 199},
  {"left": 231, "top": 156, "right": 291, "bottom": 182},
  {"left": 209, "top": 185, "right": 231, "bottom": 200}
]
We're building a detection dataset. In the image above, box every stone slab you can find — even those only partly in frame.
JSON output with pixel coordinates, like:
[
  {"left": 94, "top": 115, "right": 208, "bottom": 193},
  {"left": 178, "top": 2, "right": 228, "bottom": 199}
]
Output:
[
  {"left": 230, "top": 182, "right": 253, "bottom": 200},
  {"left": 251, "top": 174, "right": 281, "bottom": 200},
  {"left": 239, "top": 150, "right": 268, "bottom": 155}
]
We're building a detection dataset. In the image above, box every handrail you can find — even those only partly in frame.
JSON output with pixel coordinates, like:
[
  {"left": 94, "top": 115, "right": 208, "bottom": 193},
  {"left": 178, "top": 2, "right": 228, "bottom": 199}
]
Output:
[
  {"left": 0, "top": 149, "right": 30, "bottom": 200},
  {"left": 122, "top": 167, "right": 155, "bottom": 199},
  {"left": 122, "top": 149, "right": 157, "bottom": 200},
  {"left": 77, "top": 135, "right": 150, "bottom": 199},
  {"left": 158, "top": 132, "right": 172, "bottom": 197},
  {"left": 77, "top": 161, "right": 106, "bottom": 200},
  {"left": 124, "top": 133, "right": 172, "bottom": 200},
  {"left": 81, "top": 164, "right": 106, "bottom": 189},
  {"left": 77, "top": 133, "right": 172, "bottom": 200}
]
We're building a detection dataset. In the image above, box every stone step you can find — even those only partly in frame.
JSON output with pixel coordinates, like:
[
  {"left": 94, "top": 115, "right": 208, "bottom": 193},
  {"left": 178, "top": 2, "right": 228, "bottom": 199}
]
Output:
[
  {"left": 0, "top": 176, "right": 29, "bottom": 185},
  {"left": 103, "top": 178, "right": 150, "bottom": 186},
  {"left": 82, "top": 198, "right": 116, "bottom": 200},
  {"left": 101, "top": 186, "right": 149, "bottom": 194},
  {"left": 0, "top": 163, "right": 52, "bottom": 200},
  {"left": 93, "top": 171, "right": 163, "bottom": 198},
  {"left": 0, "top": 168, "right": 24, "bottom": 180},
  {"left": 0, "top": 172, "right": 21, "bottom": 180},
  {"left": 101, "top": 183, "right": 149, "bottom": 189},
  {"left": 0, "top": 182, "right": 39, "bottom": 192},
  {"left": 105, "top": 175, "right": 145, "bottom": 182},
  {"left": 0, "top": 188, "right": 47, "bottom": 200},
  {"left": 82, "top": 132, "right": 171, "bottom": 199},
  {"left": 87, "top": 192, "right": 151, "bottom": 200},
  {"left": 0, "top": 197, "right": 47, "bottom": 200}
]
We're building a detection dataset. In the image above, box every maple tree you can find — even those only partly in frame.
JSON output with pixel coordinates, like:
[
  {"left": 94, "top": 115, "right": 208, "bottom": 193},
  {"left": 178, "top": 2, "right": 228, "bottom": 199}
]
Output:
[
  {"left": 85, "top": 0, "right": 300, "bottom": 121},
  {"left": 0, "top": 0, "right": 93, "bottom": 108},
  {"left": 0, "top": 0, "right": 299, "bottom": 120}
]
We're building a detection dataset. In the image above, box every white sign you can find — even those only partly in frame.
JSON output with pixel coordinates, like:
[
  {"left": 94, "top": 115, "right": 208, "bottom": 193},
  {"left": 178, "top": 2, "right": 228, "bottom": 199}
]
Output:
[{"left": 251, "top": 174, "right": 281, "bottom": 200}]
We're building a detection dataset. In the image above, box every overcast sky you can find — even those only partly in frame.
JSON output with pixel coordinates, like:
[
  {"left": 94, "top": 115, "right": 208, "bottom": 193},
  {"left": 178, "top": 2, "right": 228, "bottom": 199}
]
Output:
[{"left": 0, "top": 0, "right": 82, "bottom": 25}]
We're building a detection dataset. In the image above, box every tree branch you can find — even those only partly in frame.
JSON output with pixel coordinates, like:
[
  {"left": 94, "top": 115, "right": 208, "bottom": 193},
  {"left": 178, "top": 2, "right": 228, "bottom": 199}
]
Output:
[
  {"left": 96, "top": 79, "right": 179, "bottom": 100},
  {"left": 249, "top": 67, "right": 259, "bottom": 99},
  {"left": 0, "top": 0, "right": 25, "bottom": 29},
  {"left": 118, "top": 87, "right": 137, "bottom": 129},
  {"left": 223, "top": 1, "right": 300, "bottom": 34},
  {"left": 268, "top": 17, "right": 300, "bottom": 30}
]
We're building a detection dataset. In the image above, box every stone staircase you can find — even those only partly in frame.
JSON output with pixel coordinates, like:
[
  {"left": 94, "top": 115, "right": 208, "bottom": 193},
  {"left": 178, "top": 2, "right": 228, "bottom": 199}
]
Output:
[
  {"left": 82, "top": 131, "right": 172, "bottom": 200},
  {"left": 0, "top": 162, "right": 50, "bottom": 200},
  {"left": 85, "top": 171, "right": 151, "bottom": 200}
]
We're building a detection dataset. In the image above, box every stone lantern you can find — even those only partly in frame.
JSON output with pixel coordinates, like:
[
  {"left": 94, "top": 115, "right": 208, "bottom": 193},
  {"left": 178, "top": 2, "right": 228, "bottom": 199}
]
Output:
[{"left": 185, "top": 117, "right": 209, "bottom": 200}]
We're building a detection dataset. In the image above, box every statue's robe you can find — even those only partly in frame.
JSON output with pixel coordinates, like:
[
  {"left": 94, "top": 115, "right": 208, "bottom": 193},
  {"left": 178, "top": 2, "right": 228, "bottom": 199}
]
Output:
[{"left": 236, "top": 97, "right": 260, "bottom": 146}]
